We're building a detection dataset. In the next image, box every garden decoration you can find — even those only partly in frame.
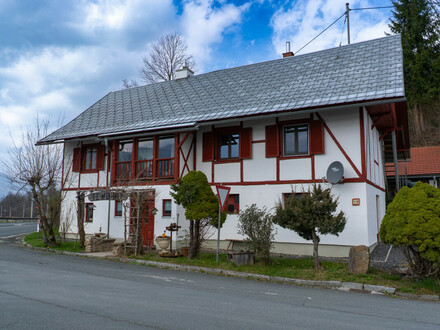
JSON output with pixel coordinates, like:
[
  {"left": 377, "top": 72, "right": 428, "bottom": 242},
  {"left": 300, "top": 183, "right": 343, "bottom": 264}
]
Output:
[{"left": 166, "top": 222, "right": 181, "bottom": 255}]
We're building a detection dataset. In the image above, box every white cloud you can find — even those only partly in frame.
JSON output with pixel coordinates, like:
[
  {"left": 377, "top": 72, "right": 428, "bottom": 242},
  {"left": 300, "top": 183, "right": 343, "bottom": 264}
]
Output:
[
  {"left": 180, "top": 0, "right": 250, "bottom": 70},
  {"left": 270, "top": 0, "right": 391, "bottom": 56}
]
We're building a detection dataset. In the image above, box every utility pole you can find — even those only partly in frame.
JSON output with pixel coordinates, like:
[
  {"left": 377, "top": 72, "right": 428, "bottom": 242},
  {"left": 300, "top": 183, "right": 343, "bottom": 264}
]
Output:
[{"left": 346, "top": 3, "right": 351, "bottom": 44}]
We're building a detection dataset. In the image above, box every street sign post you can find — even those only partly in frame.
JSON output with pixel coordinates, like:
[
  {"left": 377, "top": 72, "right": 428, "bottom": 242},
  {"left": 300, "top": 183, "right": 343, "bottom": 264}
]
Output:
[{"left": 216, "top": 185, "right": 230, "bottom": 262}]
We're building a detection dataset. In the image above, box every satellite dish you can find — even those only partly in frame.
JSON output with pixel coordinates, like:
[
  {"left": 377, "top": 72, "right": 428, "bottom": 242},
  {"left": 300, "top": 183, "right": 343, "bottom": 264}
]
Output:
[{"left": 327, "top": 161, "right": 344, "bottom": 184}]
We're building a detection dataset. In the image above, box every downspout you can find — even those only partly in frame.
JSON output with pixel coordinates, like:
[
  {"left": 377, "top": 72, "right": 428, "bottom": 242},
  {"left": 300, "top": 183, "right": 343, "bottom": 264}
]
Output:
[
  {"left": 391, "top": 130, "right": 400, "bottom": 192},
  {"left": 105, "top": 138, "right": 112, "bottom": 238}
]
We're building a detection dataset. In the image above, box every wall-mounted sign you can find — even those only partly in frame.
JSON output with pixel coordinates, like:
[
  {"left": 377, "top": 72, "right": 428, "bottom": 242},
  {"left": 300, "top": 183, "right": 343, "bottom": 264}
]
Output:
[
  {"left": 88, "top": 191, "right": 127, "bottom": 202},
  {"left": 352, "top": 198, "right": 360, "bottom": 206}
]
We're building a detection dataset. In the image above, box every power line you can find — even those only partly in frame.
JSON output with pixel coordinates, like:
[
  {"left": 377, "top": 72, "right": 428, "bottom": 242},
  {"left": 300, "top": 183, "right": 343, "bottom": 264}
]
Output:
[
  {"left": 351, "top": 6, "right": 394, "bottom": 11},
  {"left": 295, "top": 12, "right": 345, "bottom": 55},
  {"left": 294, "top": 4, "right": 398, "bottom": 55}
]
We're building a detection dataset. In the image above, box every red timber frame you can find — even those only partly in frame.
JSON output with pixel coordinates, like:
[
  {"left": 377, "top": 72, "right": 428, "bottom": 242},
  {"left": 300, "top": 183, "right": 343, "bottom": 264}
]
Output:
[
  {"left": 205, "top": 110, "right": 385, "bottom": 192},
  {"left": 62, "top": 131, "right": 196, "bottom": 191}
]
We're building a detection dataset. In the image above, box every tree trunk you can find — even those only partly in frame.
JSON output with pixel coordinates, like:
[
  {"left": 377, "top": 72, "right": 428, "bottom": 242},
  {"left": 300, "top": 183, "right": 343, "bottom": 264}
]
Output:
[
  {"left": 311, "top": 230, "right": 322, "bottom": 270},
  {"left": 188, "top": 220, "right": 195, "bottom": 260},
  {"left": 194, "top": 220, "right": 200, "bottom": 258},
  {"left": 76, "top": 191, "right": 86, "bottom": 248}
]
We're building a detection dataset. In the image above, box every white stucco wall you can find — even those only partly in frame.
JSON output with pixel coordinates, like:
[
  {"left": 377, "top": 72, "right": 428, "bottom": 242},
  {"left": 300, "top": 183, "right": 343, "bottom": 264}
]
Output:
[{"left": 59, "top": 106, "right": 386, "bottom": 255}]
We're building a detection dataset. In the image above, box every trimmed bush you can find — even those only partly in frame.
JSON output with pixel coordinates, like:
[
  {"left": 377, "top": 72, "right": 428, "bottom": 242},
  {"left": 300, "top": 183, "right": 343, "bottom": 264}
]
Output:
[{"left": 380, "top": 182, "right": 440, "bottom": 278}]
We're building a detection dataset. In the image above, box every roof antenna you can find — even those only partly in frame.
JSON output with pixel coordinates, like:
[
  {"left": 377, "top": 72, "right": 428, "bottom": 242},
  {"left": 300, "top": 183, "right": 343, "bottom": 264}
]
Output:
[{"left": 346, "top": 3, "right": 351, "bottom": 44}]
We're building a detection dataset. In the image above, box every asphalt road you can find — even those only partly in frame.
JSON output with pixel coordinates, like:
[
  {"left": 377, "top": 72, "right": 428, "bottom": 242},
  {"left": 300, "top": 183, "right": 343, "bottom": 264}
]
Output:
[
  {"left": 0, "top": 233, "right": 439, "bottom": 329},
  {"left": 0, "top": 222, "right": 37, "bottom": 238}
]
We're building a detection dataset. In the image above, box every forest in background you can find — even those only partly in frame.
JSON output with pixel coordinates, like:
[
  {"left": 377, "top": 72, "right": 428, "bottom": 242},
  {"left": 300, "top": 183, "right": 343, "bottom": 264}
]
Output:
[{"left": 391, "top": 0, "right": 440, "bottom": 146}]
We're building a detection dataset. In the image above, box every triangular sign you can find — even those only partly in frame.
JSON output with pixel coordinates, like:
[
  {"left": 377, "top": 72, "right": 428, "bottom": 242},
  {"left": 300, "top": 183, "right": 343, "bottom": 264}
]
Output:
[{"left": 216, "top": 185, "right": 231, "bottom": 211}]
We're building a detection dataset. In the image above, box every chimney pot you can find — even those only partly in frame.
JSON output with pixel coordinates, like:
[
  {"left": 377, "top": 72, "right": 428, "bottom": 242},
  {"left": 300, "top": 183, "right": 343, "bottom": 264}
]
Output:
[
  {"left": 175, "top": 66, "right": 194, "bottom": 80},
  {"left": 282, "top": 41, "right": 294, "bottom": 58}
]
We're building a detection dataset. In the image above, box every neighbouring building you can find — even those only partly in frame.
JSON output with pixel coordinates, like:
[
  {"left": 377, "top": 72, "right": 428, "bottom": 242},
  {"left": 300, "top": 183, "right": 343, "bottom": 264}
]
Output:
[
  {"left": 39, "top": 35, "right": 410, "bottom": 257},
  {"left": 386, "top": 146, "right": 440, "bottom": 191}
]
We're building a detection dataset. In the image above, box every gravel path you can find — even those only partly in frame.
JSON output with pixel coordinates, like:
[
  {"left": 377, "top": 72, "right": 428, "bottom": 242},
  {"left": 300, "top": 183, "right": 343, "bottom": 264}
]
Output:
[{"left": 370, "top": 242, "right": 408, "bottom": 272}]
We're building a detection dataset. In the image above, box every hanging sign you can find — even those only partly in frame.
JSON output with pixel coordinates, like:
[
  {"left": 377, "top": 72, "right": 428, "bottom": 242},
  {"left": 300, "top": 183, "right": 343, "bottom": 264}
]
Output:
[
  {"left": 216, "top": 185, "right": 231, "bottom": 211},
  {"left": 88, "top": 191, "right": 127, "bottom": 202}
]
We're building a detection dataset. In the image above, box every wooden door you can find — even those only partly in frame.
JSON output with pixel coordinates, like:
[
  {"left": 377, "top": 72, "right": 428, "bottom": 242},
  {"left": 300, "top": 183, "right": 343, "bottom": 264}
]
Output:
[
  {"left": 130, "top": 191, "right": 155, "bottom": 247},
  {"left": 142, "top": 200, "right": 155, "bottom": 247}
]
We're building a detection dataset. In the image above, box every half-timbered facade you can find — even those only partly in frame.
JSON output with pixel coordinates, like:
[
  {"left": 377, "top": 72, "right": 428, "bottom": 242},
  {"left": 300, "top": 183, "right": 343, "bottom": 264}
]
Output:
[{"left": 39, "top": 35, "right": 409, "bottom": 257}]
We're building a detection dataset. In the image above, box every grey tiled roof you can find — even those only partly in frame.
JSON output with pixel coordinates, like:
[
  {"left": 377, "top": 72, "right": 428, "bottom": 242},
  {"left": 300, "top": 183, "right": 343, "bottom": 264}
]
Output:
[{"left": 40, "top": 35, "right": 405, "bottom": 143}]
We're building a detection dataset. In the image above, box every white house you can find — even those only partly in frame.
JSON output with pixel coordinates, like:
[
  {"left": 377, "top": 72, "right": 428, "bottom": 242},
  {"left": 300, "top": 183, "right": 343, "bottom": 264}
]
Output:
[{"left": 39, "top": 35, "right": 410, "bottom": 257}]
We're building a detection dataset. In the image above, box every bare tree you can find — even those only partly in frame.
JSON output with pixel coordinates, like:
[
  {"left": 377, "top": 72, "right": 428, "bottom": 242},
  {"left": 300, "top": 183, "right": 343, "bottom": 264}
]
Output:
[
  {"left": 139, "top": 32, "right": 196, "bottom": 83},
  {"left": 3, "top": 117, "right": 63, "bottom": 247}
]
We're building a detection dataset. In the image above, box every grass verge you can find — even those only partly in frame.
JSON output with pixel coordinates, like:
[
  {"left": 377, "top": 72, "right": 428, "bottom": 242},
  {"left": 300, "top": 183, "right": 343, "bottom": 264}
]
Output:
[
  {"left": 23, "top": 232, "right": 439, "bottom": 296},
  {"left": 24, "top": 231, "right": 84, "bottom": 253}
]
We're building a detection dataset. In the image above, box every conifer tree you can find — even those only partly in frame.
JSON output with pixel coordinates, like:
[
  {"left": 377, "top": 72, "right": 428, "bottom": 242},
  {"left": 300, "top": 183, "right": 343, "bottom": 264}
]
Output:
[
  {"left": 390, "top": 0, "right": 440, "bottom": 142},
  {"left": 273, "top": 184, "right": 346, "bottom": 269}
]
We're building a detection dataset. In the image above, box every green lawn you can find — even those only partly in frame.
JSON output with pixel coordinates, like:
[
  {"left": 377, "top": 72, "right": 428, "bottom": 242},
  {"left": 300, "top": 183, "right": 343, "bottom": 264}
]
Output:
[
  {"left": 23, "top": 232, "right": 439, "bottom": 296},
  {"left": 24, "top": 231, "right": 84, "bottom": 253}
]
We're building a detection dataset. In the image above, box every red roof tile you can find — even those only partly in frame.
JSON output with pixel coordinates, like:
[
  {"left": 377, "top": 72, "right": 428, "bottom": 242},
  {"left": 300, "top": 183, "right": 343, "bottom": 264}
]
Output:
[{"left": 387, "top": 146, "right": 440, "bottom": 176}]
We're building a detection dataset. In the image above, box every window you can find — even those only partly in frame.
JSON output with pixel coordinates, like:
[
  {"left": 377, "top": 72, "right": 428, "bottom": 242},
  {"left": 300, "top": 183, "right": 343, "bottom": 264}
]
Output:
[
  {"left": 115, "top": 135, "right": 176, "bottom": 182},
  {"left": 138, "top": 138, "right": 153, "bottom": 160},
  {"left": 73, "top": 144, "right": 105, "bottom": 172},
  {"left": 226, "top": 194, "right": 239, "bottom": 214},
  {"left": 118, "top": 140, "right": 133, "bottom": 161},
  {"left": 137, "top": 138, "right": 154, "bottom": 179},
  {"left": 284, "top": 125, "right": 308, "bottom": 156},
  {"left": 265, "top": 120, "right": 323, "bottom": 158},
  {"left": 115, "top": 201, "right": 123, "bottom": 217},
  {"left": 85, "top": 203, "right": 94, "bottom": 222},
  {"left": 158, "top": 136, "right": 174, "bottom": 158},
  {"left": 283, "top": 192, "right": 305, "bottom": 206},
  {"left": 219, "top": 133, "right": 239, "bottom": 159},
  {"left": 163, "top": 199, "right": 172, "bottom": 216},
  {"left": 84, "top": 147, "right": 98, "bottom": 170}
]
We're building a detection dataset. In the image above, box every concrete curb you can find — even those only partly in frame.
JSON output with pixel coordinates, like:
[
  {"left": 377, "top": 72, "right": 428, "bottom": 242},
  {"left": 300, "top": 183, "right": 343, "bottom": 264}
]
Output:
[{"left": 19, "top": 238, "right": 439, "bottom": 302}]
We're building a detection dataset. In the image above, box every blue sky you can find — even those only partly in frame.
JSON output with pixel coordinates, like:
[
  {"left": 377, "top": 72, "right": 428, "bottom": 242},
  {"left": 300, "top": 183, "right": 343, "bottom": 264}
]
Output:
[{"left": 0, "top": 0, "right": 394, "bottom": 194}]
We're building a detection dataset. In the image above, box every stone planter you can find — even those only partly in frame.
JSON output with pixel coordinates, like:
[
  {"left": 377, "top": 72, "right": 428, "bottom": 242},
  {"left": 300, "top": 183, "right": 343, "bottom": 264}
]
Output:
[
  {"left": 155, "top": 236, "right": 170, "bottom": 254},
  {"left": 227, "top": 251, "right": 255, "bottom": 265}
]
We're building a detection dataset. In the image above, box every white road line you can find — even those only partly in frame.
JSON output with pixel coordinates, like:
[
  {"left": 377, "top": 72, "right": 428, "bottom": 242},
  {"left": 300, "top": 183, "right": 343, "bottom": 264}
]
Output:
[{"left": 0, "top": 234, "right": 22, "bottom": 239}]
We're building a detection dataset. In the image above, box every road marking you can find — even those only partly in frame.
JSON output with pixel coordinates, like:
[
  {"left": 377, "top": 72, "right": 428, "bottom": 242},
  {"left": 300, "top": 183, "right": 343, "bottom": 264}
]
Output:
[
  {"left": 264, "top": 292, "right": 279, "bottom": 296},
  {"left": 135, "top": 274, "right": 195, "bottom": 283},
  {"left": 0, "top": 234, "right": 23, "bottom": 239}
]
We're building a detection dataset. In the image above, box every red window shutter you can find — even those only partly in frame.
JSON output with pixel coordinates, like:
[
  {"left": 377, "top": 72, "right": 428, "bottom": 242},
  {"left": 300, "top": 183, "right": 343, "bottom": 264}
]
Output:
[
  {"left": 310, "top": 120, "right": 325, "bottom": 154},
  {"left": 96, "top": 145, "right": 105, "bottom": 170},
  {"left": 240, "top": 127, "right": 252, "bottom": 159},
  {"left": 202, "top": 132, "right": 214, "bottom": 162},
  {"left": 73, "top": 148, "right": 81, "bottom": 172},
  {"left": 265, "top": 125, "right": 279, "bottom": 158}
]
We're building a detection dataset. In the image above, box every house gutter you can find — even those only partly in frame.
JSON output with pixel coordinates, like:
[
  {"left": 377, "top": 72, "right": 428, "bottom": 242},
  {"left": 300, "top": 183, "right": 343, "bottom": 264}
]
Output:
[{"left": 97, "top": 122, "right": 198, "bottom": 139}]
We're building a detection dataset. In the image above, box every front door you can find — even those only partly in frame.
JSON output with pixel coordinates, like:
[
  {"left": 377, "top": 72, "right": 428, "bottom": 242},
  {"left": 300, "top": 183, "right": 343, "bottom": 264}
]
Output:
[
  {"left": 130, "top": 191, "right": 155, "bottom": 247},
  {"left": 142, "top": 199, "right": 155, "bottom": 247}
]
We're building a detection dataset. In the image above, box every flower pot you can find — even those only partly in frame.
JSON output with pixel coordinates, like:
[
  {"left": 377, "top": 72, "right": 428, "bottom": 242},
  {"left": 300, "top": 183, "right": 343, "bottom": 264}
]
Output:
[
  {"left": 180, "top": 246, "right": 189, "bottom": 257},
  {"left": 155, "top": 236, "right": 170, "bottom": 254}
]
